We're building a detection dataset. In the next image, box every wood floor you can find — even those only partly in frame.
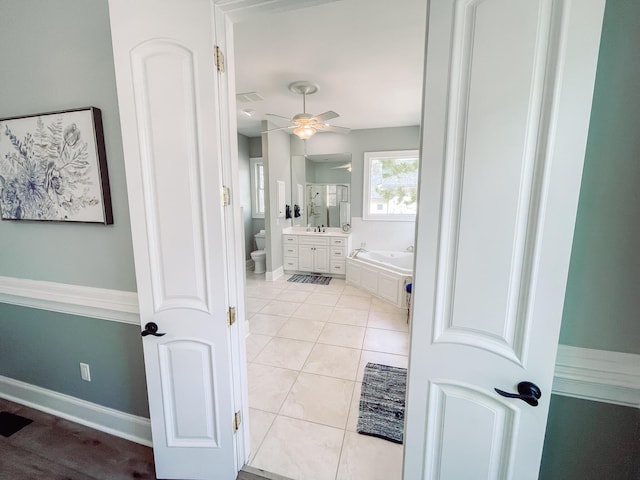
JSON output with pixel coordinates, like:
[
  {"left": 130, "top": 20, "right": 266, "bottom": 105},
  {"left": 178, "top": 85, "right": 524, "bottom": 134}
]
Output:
[
  {"left": 0, "top": 397, "right": 281, "bottom": 480},
  {"left": 0, "top": 397, "right": 156, "bottom": 479}
]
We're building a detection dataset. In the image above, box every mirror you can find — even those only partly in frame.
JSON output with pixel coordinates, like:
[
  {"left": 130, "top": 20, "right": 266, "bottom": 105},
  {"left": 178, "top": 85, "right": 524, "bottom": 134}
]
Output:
[{"left": 291, "top": 153, "right": 351, "bottom": 228}]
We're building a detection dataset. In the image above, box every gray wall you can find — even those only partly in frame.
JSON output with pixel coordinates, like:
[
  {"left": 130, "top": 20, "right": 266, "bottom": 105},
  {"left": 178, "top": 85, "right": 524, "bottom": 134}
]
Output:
[
  {"left": 0, "top": 0, "right": 136, "bottom": 292},
  {"left": 262, "top": 125, "right": 291, "bottom": 273},
  {"left": 237, "top": 134, "right": 252, "bottom": 261},
  {"left": 558, "top": 0, "right": 640, "bottom": 356},
  {"left": 540, "top": 1, "right": 640, "bottom": 478},
  {"left": 0, "top": 0, "right": 147, "bottom": 416}
]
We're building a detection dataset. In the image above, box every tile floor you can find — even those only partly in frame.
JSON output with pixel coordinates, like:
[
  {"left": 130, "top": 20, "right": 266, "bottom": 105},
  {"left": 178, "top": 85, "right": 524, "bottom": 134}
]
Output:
[{"left": 244, "top": 272, "right": 409, "bottom": 480}]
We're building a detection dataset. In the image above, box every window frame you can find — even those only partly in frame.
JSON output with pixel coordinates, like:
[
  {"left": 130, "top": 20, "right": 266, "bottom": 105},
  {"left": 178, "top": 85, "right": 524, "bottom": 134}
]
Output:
[
  {"left": 362, "top": 149, "right": 419, "bottom": 221},
  {"left": 250, "top": 157, "right": 265, "bottom": 219}
]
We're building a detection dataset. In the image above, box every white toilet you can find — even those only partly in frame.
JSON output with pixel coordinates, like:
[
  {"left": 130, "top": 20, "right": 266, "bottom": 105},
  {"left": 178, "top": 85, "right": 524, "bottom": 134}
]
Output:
[{"left": 250, "top": 230, "right": 266, "bottom": 273}]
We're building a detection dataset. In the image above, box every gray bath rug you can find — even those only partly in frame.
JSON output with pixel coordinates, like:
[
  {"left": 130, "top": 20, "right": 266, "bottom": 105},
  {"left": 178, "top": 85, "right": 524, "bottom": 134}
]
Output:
[
  {"left": 0, "top": 411, "right": 33, "bottom": 437},
  {"left": 357, "top": 363, "right": 407, "bottom": 444},
  {"left": 287, "top": 274, "right": 332, "bottom": 285}
]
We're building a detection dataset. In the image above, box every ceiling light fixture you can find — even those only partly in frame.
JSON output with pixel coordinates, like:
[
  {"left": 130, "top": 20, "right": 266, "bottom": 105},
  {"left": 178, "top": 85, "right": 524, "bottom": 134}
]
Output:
[{"left": 293, "top": 124, "right": 316, "bottom": 140}]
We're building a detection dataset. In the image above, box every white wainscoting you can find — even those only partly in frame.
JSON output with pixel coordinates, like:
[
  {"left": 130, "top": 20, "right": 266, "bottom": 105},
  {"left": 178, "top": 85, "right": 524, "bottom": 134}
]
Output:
[
  {"left": 553, "top": 345, "right": 640, "bottom": 408},
  {"left": 0, "top": 375, "right": 152, "bottom": 446},
  {"left": 0, "top": 276, "right": 637, "bottom": 447},
  {"left": 0, "top": 275, "right": 139, "bottom": 325}
]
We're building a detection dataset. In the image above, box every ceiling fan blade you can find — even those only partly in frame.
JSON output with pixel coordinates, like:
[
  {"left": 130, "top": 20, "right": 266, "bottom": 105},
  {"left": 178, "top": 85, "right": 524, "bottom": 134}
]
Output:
[
  {"left": 264, "top": 113, "right": 294, "bottom": 125},
  {"left": 331, "top": 163, "right": 352, "bottom": 169},
  {"left": 263, "top": 125, "right": 294, "bottom": 133},
  {"left": 315, "top": 124, "right": 351, "bottom": 134},
  {"left": 311, "top": 110, "right": 339, "bottom": 122}
]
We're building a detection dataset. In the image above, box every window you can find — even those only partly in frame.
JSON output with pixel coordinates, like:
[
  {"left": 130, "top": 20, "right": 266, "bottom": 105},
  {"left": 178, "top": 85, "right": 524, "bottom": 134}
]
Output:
[
  {"left": 250, "top": 157, "right": 265, "bottom": 218},
  {"left": 363, "top": 150, "right": 419, "bottom": 221}
]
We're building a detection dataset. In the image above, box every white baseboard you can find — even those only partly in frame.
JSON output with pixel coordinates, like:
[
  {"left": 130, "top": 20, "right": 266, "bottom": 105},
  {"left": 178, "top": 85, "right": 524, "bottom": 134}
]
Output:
[
  {"left": 265, "top": 266, "right": 284, "bottom": 281},
  {"left": 0, "top": 275, "right": 139, "bottom": 325},
  {"left": 553, "top": 345, "right": 640, "bottom": 408},
  {"left": 0, "top": 375, "right": 152, "bottom": 446}
]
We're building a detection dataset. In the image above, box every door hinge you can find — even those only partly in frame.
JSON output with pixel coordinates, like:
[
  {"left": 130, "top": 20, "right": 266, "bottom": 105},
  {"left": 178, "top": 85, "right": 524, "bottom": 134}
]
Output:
[
  {"left": 214, "top": 45, "right": 225, "bottom": 73},
  {"left": 221, "top": 185, "right": 231, "bottom": 206},
  {"left": 233, "top": 410, "right": 241, "bottom": 432},
  {"left": 227, "top": 306, "right": 236, "bottom": 327}
]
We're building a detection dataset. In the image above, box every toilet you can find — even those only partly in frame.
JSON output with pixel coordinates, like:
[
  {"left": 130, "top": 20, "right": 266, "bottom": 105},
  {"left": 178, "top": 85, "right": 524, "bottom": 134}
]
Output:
[{"left": 250, "top": 230, "right": 266, "bottom": 273}]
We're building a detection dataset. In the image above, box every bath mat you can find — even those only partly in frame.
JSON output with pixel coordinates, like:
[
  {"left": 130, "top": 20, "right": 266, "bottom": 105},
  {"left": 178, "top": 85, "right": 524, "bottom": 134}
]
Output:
[
  {"left": 357, "top": 363, "right": 407, "bottom": 444},
  {"left": 0, "top": 411, "right": 33, "bottom": 437},
  {"left": 287, "top": 274, "right": 332, "bottom": 285}
]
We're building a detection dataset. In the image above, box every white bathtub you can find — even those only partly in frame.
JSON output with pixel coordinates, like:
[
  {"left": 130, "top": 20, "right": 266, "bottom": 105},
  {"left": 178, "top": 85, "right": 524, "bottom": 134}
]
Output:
[{"left": 346, "top": 250, "right": 413, "bottom": 308}]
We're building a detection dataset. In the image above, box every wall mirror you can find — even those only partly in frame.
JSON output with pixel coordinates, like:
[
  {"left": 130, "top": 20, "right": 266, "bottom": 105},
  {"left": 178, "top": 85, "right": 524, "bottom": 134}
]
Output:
[{"left": 291, "top": 152, "right": 351, "bottom": 228}]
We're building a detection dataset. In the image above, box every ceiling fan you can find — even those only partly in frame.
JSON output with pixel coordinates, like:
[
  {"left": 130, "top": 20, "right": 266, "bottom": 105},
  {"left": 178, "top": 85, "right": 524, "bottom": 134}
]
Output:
[{"left": 264, "top": 81, "right": 351, "bottom": 140}]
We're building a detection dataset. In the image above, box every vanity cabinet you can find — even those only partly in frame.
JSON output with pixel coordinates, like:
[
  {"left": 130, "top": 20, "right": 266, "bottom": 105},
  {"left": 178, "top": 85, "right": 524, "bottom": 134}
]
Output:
[{"left": 283, "top": 231, "right": 350, "bottom": 277}]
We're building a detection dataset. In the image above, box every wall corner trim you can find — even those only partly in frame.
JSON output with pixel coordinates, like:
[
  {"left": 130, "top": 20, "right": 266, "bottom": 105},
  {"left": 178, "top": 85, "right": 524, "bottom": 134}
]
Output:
[
  {"left": 552, "top": 345, "right": 640, "bottom": 408},
  {"left": 0, "top": 276, "right": 139, "bottom": 325},
  {"left": 265, "top": 266, "right": 284, "bottom": 282},
  {"left": 0, "top": 375, "right": 152, "bottom": 446}
]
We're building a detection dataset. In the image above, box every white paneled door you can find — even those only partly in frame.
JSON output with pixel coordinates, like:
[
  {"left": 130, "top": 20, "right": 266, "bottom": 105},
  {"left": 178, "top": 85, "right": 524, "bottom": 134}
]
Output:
[
  {"left": 108, "top": 1, "right": 239, "bottom": 478},
  {"left": 405, "top": 0, "right": 604, "bottom": 479}
]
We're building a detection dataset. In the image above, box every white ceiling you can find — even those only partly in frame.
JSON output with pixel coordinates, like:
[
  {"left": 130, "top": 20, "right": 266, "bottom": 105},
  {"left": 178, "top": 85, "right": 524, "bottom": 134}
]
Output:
[{"left": 233, "top": 0, "right": 427, "bottom": 137}]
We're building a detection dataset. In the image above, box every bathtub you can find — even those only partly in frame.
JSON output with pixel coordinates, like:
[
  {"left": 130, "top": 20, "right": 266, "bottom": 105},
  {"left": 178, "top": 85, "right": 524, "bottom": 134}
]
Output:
[{"left": 346, "top": 250, "right": 413, "bottom": 308}]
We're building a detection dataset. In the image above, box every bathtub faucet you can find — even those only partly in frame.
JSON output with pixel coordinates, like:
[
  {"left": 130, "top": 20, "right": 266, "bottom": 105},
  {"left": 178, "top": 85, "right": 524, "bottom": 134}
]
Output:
[{"left": 351, "top": 247, "right": 368, "bottom": 258}]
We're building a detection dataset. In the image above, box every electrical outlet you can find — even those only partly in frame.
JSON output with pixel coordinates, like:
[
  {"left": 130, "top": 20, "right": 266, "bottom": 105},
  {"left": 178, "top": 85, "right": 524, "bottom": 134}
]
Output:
[{"left": 80, "top": 363, "right": 91, "bottom": 382}]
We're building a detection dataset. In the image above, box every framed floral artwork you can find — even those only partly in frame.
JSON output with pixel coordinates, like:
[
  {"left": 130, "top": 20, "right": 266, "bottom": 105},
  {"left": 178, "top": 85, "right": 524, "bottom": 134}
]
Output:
[{"left": 0, "top": 107, "right": 113, "bottom": 224}]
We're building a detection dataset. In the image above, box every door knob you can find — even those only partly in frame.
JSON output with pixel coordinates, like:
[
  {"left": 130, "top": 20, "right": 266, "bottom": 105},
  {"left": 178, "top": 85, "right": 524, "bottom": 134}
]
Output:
[
  {"left": 141, "top": 322, "right": 166, "bottom": 337},
  {"left": 494, "top": 381, "right": 541, "bottom": 407}
]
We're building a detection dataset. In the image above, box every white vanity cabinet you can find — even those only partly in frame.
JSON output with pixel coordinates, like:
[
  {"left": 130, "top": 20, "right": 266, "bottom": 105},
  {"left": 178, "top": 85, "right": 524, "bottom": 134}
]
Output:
[
  {"left": 283, "top": 230, "right": 351, "bottom": 277},
  {"left": 299, "top": 237, "right": 330, "bottom": 272}
]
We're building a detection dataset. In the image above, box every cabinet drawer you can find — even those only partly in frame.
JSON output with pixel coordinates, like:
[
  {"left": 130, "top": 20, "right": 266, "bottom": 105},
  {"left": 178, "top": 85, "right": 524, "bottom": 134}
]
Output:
[
  {"left": 330, "top": 260, "right": 346, "bottom": 274},
  {"left": 331, "top": 237, "right": 347, "bottom": 246},
  {"left": 283, "top": 235, "right": 298, "bottom": 244},
  {"left": 284, "top": 258, "right": 298, "bottom": 270},
  {"left": 299, "top": 236, "right": 330, "bottom": 246},
  {"left": 283, "top": 245, "right": 298, "bottom": 256},
  {"left": 331, "top": 247, "right": 345, "bottom": 258}
]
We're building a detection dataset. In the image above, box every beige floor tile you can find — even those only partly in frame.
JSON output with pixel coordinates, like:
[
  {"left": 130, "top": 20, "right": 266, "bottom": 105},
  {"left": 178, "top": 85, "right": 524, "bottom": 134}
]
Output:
[
  {"left": 342, "top": 285, "right": 373, "bottom": 297},
  {"left": 337, "top": 294, "right": 372, "bottom": 310},
  {"left": 329, "top": 307, "right": 369, "bottom": 327},
  {"left": 276, "top": 318, "right": 325, "bottom": 342},
  {"left": 318, "top": 323, "right": 366, "bottom": 349},
  {"left": 346, "top": 381, "right": 362, "bottom": 432},
  {"left": 245, "top": 334, "right": 272, "bottom": 362},
  {"left": 248, "top": 314, "right": 288, "bottom": 336},
  {"left": 306, "top": 292, "right": 341, "bottom": 306},
  {"left": 293, "top": 303, "right": 334, "bottom": 321},
  {"left": 250, "top": 416, "right": 343, "bottom": 480},
  {"left": 245, "top": 296, "right": 270, "bottom": 314},
  {"left": 280, "top": 373, "right": 354, "bottom": 428},
  {"left": 357, "top": 350, "right": 409, "bottom": 382},
  {"left": 246, "top": 285, "right": 286, "bottom": 299},
  {"left": 336, "top": 431, "right": 404, "bottom": 480},
  {"left": 284, "top": 281, "right": 317, "bottom": 292},
  {"left": 315, "top": 282, "right": 346, "bottom": 295},
  {"left": 367, "top": 310, "right": 410, "bottom": 332},
  {"left": 303, "top": 343, "right": 361, "bottom": 380},
  {"left": 259, "top": 300, "right": 301, "bottom": 317},
  {"left": 254, "top": 337, "right": 314, "bottom": 370},
  {"left": 363, "top": 328, "right": 409, "bottom": 355},
  {"left": 248, "top": 408, "right": 276, "bottom": 462},
  {"left": 247, "top": 363, "right": 298, "bottom": 413},
  {"left": 371, "top": 296, "right": 407, "bottom": 315},
  {"left": 276, "top": 289, "right": 311, "bottom": 303}
]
